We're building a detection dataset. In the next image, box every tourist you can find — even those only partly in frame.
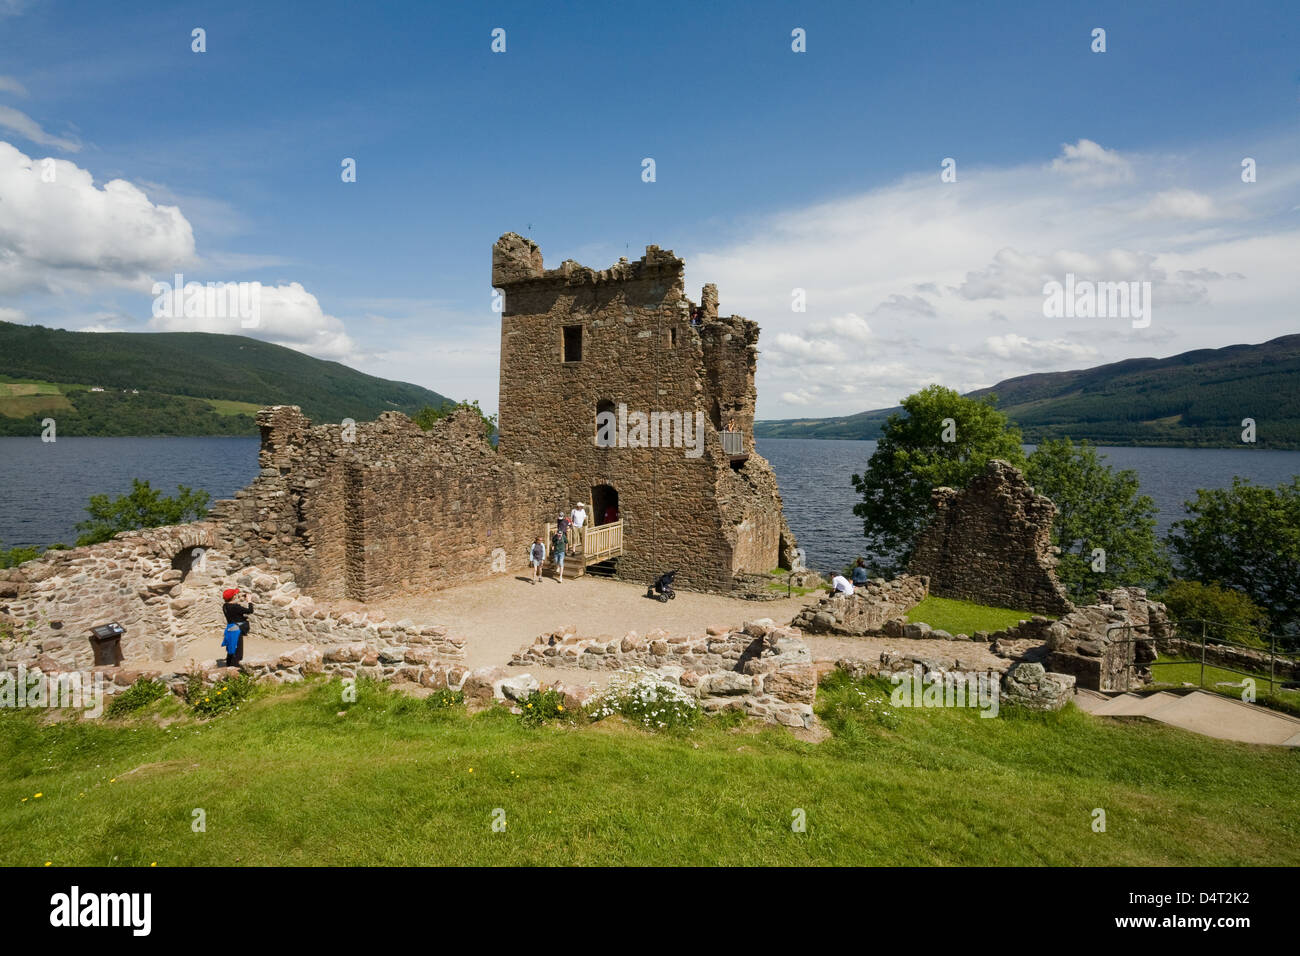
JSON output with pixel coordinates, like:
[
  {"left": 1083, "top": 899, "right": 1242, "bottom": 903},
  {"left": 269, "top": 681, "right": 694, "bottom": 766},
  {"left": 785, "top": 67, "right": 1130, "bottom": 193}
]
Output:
[
  {"left": 851, "top": 557, "right": 869, "bottom": 587},
  {"left": 569, "top": 501, "right": 587, "bottom": 553},
  {"left": 529, "top": 536, "right": 546, "bottom": 585},
  {"left": 221, "top": 588, "right": 254, "bottom": 664},
  {"left": 551, "top": 525, "right": 567, "bottom": 583},
  {"left": 221, "top": 622, "right": 241, "bottom": 668},
  {"left": 830, "top": 573, "right": 855, "bottom": 596}
]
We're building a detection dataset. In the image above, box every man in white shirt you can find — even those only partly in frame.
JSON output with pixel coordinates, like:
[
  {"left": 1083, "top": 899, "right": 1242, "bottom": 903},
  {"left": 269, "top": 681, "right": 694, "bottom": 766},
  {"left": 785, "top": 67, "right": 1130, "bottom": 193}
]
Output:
[
  {"left": 831, "top": 574, "right": 855, "bottom": 596},
  {"left": 569, "top": 502, "right": 587, "bottom": 553}
]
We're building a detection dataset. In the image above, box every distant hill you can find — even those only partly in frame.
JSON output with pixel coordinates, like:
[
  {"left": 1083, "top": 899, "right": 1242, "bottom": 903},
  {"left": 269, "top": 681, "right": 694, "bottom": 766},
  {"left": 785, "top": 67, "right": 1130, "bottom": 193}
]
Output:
[
  {"left": 0, "top": 322, "right": 453, "bottom": 437},
  {"left": 754, "top": 334, "right": 1300, "bottom": 449}
]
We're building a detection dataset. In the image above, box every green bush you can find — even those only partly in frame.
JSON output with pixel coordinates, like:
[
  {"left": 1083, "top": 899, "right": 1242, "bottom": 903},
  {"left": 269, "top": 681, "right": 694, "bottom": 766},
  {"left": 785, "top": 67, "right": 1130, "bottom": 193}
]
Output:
[
  {"left": 188, "top": 672, "right": 255, "bottom": 718},
  {"left": 425, "top": 688, "right": 464, "bottom": 711},
  {"left": 1159, "top": 580, "right": 1271, "bottom": 648},
  {"left": 107, "top": 678, "right": 170, "bottom": 717},
  {"left": 586, "top": 669, "right": 700, "bottom": 732},
  {"left": 517, "top": 688, "right": 572, "bottom": 727}
]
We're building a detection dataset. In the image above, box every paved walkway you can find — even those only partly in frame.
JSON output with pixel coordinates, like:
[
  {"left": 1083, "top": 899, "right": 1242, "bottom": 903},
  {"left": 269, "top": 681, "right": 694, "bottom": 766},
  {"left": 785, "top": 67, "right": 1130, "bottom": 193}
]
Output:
[{"left": 1075, "top": 689, "right": 1300, "bottom": 747}]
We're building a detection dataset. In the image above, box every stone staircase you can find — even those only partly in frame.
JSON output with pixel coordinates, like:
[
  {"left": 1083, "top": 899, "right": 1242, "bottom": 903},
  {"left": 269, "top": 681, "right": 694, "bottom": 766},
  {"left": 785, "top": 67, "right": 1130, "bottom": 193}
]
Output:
[{"left": 1074, "top": 688, "right": 1300, "bottom": 747}]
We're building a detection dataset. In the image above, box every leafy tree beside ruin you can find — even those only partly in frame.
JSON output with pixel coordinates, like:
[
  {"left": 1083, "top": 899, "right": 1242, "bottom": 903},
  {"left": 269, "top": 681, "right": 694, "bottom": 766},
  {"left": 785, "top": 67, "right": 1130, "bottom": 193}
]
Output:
[
  {"left": 74, "top": 479, "right": 210, "bottom": 546},
  {"left": 851, "top": 385, "right": 1026, "bottom": 574},
  {"left": 1023, "top": 438, "right": 1170, "bottom": 603},
  {"left": 1168, "top": 476, "right": 1300, "bottom": 642}
]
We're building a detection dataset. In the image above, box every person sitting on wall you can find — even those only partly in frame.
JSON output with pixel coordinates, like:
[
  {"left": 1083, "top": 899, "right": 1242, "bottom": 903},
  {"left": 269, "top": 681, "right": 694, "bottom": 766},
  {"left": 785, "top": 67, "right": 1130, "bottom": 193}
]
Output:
[
  {"left": 569, "top": 502, "right": 587, "bottom": 553},
  {"left": 851, "top": 557, "right": 869, "bottom": 588},
  {"left": 830, "top": 573, "right": 855, "bottom": 597},
  {"left": 689, "top": 307, "right": 703, "bottom": 328},
  {"left": 221, "top": 588, "right": 254, "bottom": 664}
]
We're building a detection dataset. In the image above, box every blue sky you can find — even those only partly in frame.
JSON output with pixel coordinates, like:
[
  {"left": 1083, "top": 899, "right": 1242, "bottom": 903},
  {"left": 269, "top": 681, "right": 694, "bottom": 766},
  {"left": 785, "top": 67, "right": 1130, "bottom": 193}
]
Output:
[{"left": 1, "top": 0, "right": 1297, "bottom": 417}]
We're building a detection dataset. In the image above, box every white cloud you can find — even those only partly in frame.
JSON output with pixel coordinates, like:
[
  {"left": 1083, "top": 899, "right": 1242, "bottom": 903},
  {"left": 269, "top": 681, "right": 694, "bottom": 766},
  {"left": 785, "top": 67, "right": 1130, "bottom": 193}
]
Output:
[
  {"left": 1049, "top": 138, "right": 1134, "bottom": 187},
  {"left": 0, "top": 106, "right": 80, "bottom": 152},
  {"left": 148, "top": 281, "right": 359, "bottom": 361},
  {"left": 0, "top": 306, "right": 25, "bottom": 323},
  {"left": 1135, "top": 188, "right": 1218, "bottom": 221},
  {"left": 984, "top": 334, "right": 1098, "bottom": 362},
  {"left": 689, "top": 135, "right": 1300, "bottom": 419},
  {"left": 0, "top": 75, "right": 28, "bottom": 96},
  {"left": 0, "top": 141, "right": 193, "bottom": 294}
]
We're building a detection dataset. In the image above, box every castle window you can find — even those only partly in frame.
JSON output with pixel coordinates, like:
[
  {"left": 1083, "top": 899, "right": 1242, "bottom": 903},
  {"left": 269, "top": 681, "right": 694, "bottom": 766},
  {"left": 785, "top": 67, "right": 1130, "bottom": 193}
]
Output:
[
  {"left": 563, "top": 325, "right": 583, "bottom": 362},
  {"left": 595, "top": 399, "right": 616, "bottom": 448},
  {"left": 669, "top": 327, "right": 678, "bottom": 347}
]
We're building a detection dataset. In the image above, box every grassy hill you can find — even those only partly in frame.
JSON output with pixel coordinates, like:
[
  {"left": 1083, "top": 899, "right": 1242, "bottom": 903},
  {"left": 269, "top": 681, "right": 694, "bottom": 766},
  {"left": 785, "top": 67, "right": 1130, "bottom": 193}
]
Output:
[
  {"left": 755, "top": 334, "right": 1300, "bottom": 448},
  {"left": 0, "top": 321, "right": 453, "bottom": 436},
  {"left": 2, "top": 672, "right": 1296, "bottom": 865}
]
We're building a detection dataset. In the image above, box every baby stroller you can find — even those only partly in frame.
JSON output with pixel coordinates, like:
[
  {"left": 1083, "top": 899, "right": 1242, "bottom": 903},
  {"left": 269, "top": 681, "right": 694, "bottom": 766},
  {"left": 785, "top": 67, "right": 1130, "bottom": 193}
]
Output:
[{"left": 648, "top": 570, "right": 677, "bottom": 603}]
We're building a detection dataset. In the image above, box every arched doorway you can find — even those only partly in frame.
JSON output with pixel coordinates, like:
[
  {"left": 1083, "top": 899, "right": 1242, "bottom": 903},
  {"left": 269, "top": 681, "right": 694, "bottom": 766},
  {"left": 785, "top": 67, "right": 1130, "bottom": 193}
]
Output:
[
  {"left": 592, "top": 484, "right": 619, "bottom": 525},
  {"left": 170, "top": 545, "right": 206, "bottom": 582}
]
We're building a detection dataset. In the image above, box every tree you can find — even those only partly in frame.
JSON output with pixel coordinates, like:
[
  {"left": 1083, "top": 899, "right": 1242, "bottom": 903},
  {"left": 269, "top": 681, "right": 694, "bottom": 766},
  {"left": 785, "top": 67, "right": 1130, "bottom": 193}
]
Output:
[
  {"left": 1168, "top": 476, "right": 1300, "bottom": 640},
  {"left": 1158, "top": 580, "right": 1271, "bottom": 649},
  {"left": 0, "top": 541, "right": 43, "bottom": 568},
  {"left": 851, "top": 385, "right": 1025, "bottom": 573},
  {"left": 1024, "top": 438, "right": 1170, "bottom": 603},
  {"left": 75, "top": 479, "right": 210, "bottom": 547}
]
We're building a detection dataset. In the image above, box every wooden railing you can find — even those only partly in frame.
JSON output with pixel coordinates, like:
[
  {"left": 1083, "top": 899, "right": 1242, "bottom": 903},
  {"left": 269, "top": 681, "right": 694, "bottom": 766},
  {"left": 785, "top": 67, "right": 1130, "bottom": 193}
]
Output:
[
  {"left": 721, "top": 430, "right": 745, "bottom": 456},
  {"left": 544, "top": 520, "right": 624, "bottom": 566},
  {"left": 583, "top": 520, "right": 623, "bottom": 563}
]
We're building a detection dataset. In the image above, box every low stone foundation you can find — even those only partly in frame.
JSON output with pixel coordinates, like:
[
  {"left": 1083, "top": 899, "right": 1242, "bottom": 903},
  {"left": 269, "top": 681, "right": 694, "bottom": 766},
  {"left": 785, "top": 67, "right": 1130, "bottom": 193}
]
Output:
[{"left": 509, "top": 618, "right": 817, "bottom": 727}]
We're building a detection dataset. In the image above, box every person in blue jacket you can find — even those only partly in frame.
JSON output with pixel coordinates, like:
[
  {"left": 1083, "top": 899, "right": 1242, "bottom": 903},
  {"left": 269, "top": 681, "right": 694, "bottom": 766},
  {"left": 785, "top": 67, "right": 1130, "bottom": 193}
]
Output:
[{"left": 221, "top": 622, "right": 242, "bottom": 667}]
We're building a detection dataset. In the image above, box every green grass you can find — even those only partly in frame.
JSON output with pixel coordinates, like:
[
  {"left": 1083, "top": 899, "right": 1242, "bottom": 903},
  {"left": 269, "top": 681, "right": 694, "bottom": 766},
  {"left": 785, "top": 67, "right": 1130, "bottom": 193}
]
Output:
[
  {"left": 2, "top": 674, "right": 1297, "bottom": 866},
  {"left": 1149, "top": 656, "right": 1300, "bottom": 716},
  {"left": 905, "top": 596, "right": 1038, "bottom": 635},
  {"left": 205, "top": 397, "right": 264, "bottom": 416}
]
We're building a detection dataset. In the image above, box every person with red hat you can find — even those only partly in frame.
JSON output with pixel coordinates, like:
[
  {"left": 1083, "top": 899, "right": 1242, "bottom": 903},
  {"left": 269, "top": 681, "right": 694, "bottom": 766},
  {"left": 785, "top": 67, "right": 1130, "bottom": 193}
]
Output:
[{"left": 221, "top": 587, "right": 254, "bottom": 666}]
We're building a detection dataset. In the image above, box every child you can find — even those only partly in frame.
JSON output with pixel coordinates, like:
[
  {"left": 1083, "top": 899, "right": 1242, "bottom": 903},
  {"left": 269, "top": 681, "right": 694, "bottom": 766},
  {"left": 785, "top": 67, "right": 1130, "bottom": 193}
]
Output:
[{"left": 529, "top": 536, "right": 546, "bottom": 585}]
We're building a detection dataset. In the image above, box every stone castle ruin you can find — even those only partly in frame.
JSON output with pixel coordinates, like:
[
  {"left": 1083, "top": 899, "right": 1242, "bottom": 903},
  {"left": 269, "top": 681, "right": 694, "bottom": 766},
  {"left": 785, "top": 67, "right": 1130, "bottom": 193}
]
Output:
[
  {"left": 0, "top": 234, "right": 798, "bottom": 681},
  {"left": 493, "top": 233, "right": 796, "bottom": 591},
  {"left": 908, "top": 459, "right": 1074, "bottom": 616}
]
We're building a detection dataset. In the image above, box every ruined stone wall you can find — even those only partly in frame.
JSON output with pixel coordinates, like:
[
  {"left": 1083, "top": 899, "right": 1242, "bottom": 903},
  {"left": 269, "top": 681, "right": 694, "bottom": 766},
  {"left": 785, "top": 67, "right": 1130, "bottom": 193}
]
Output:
[
  {"left": 792, "top": 574, "right": 930, "bottom": 635},
  {"left": 211, "top": 404, "right": 563, "bottom": 602},
  {"left": 493, "top": 233, "right": 795, "bottom": 592},
  {"left": 908, "top": 459, "right": 1074, "bottom": 616},
  {"left": 0, "top": 530, "right": 466, "bottom": 674}
]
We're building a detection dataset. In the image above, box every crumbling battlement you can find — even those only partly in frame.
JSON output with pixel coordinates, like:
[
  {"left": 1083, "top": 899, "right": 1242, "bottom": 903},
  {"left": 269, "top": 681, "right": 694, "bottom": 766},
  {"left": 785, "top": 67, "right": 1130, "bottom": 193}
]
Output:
[
  {"left": 908, "top": 459, "right": 1074, "bottom": 616},
  {"left": 494, "top": 232, "right": 796, "bottom": 591}
]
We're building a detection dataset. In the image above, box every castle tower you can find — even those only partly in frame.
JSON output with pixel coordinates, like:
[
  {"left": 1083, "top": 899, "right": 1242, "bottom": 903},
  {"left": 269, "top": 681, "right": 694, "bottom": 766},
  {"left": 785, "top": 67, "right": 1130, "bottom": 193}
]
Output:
[{"left": 493, "top": 232, "right": 796, "bottom": 591}]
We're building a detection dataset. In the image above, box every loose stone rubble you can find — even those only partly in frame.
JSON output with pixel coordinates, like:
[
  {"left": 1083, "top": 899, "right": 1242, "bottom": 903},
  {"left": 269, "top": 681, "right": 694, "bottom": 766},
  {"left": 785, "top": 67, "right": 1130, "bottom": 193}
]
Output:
[{"left": 509, "top": 618, "right": 817, "bottom": 727}]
